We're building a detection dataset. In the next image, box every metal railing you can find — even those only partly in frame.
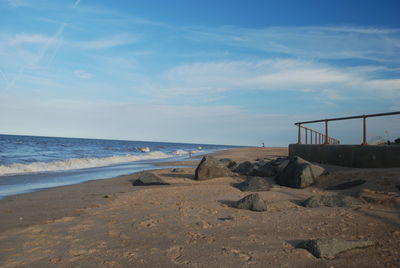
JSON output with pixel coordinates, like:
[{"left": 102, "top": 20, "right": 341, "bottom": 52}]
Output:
[{"left": 295, "top": 111, "right": 400, "bottom": 145}]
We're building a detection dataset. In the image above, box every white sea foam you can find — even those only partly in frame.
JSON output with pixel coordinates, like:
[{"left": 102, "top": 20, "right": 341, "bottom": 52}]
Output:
[
  {"left": 172, "top": 149, "right": 204, "bottom": 156},
  {"left": 0, "top": 151, "right": 170, "bottom": 176},
  {"left": 172, "top": 149, "right": 189, "bottom": 156}
]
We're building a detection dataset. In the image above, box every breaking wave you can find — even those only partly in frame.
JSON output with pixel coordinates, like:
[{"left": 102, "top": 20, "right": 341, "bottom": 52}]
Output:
[{"left": 0, "top": 151, "right": 170, "bottom": 176}]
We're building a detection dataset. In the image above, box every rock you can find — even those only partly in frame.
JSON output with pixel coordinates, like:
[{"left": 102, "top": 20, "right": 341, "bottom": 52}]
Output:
[
  {"left": 358, "top": 189, "right": 400, "bottom": 208},
  {"left": 326, "top": 179, "right": 366, "bottom": 190},
  {"left": 234, "top": 161, "right": 254, "bottom": 175},
  {"left": 298, "top": 238, "right": 374, "bottom": 259},
  {"left": 233, "top": 193, "right": 267, "bottom": 212},
  {"left": 194, "top": 156, "right": 234, "bottom": 180},
  {"left": 303, "top": 194, "right": 363, "bottom": 208},
  {"left": 133, "top": 172, "right": 169, "bottom": 186},
  {"left": 249, "top": 162, "right": 276, "bottom": 177},
  {"left": 276, "top": 159, "right": 290, "bottom": 173},
  {"left": 219, "top": 158, "right": 237, "bottom": 169},
  {"left": 276, "top": 156, "right": 325, "bottom": 188},
  {"left": 235, "top": 177, "right": 271, "bottom": 192},
  {"left": 171, "top": 168, "right": 184, "bottom": 173}
]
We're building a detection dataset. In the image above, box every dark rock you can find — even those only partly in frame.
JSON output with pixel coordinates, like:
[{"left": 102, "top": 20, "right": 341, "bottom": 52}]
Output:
[
  {"left": 233, "top": 193, "right": 267, "bottom": 212},
  {"left": 133, "top": 172, "right": 169, "bottom": 186},
  {"left": 303, "top": 194, "right": 363, "bottom": 208},
  {"left": 171, "top": 168, "right": 184, "bottom": 173},
  {"left": 234, "top": 161, "right": 254, "bottom": 175},
  {"left": 249, "top": 162, "right": 276, "bottom": 177},
  {"left": 219, "top": 158, "right": 237, "bottom": 169},
  {"left": 194, "top": 156, "right": 234, "bottom": 180},
  {"left": 276, "top": 156, "right": 325, "bottom": 188},
  {"left": 298, "top": 238, "right": 374, "bottom": 259},
  {"left": 269, "top": 157, "right": 288, "bottom": 166},
  {"left": 235, "top": 177, "right": 271, "bottom": 192},
  {"left": 276, "top": 159, "right": 289, "bottom": 173},
  {"left": 326, "top": 179, "right": 366, "bottom": 190}
]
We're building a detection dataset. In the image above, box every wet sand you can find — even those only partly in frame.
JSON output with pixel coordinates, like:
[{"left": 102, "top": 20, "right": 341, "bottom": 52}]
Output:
[{"left": 0, "top": 147, "right": 399, "bottom": 267}]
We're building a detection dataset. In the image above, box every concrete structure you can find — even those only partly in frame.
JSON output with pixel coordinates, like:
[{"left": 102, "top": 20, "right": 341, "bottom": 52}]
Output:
[{"left": 289, "top": 144, "right": 400, "bottom": 168}]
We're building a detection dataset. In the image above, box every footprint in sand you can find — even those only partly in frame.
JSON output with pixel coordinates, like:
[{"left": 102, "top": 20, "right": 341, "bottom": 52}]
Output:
[
  {"left": 165, "top": 246, "right": 183, "bottom": 264},
  {"left": 221, "top": 247, "right": 252, "bottom": 262}
]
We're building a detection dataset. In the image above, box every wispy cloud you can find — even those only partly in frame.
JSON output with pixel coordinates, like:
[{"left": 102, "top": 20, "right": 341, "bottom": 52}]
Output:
[
  {"left": 184, "top": 25, "right": 400, "bottom": 64},
  {"left": 72, "top": 34, "right": 139, "bottom": 49},
  {"left": 73, "top": 69, "right": 93, "bottom": 79},
  {"left": 8, "top": 34, "right": 61, "bottom": 46},
  {"left": 1, "top": 0, "right": 29, "bottom": 8}
]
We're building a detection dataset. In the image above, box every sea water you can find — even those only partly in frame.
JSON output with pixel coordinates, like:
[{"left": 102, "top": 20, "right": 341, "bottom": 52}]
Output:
[{"left": 0, "top": 134, "right": 236, "bottom": 199}]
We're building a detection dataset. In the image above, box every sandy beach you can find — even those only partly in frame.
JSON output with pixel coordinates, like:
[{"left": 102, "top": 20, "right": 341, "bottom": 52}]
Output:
[{"left": 0, "top": 147, "right": 399, "bottom": 267}]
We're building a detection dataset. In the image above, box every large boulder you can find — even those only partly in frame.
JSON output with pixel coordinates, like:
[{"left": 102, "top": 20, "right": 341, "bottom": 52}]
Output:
[
  {"left": 235, "top": 177, "right": 271, "bottom": 192},
  {"left": 234, "top": 161, "right": 254, "bottom": 175},
  {"left": 133, "top": 172, "right": 169, "bottom": 186},
  {"left": 303, "top": 194, "right": 363, "bottom": 208},
  {"left": 233, "top": 193, "right": 267, "bottom": 212},
  {"left": 194, "top": 156, "right": 234, "bottom": 180},
  {"left": 276, "top": 156, "right": 325, "bottom": 188},
  {"left": 298, "top": 238, "right": 374, "bottom": 259},
  {"left": 249, "top": 162, "right": 276, "bottom": 177},
  {"left": 219, "top": 158, "right": 237, "bottom": 170}
]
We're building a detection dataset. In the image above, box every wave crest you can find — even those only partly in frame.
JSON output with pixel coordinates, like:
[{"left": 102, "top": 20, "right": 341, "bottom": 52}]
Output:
[{"left": 0, "top": 151, "right": 170, "bottom": 176}]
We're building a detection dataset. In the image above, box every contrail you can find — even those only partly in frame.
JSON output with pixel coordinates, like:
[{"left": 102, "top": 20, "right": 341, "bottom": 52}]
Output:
[{"left": 5, "top": 0, "right": 81, "bottom": 91}]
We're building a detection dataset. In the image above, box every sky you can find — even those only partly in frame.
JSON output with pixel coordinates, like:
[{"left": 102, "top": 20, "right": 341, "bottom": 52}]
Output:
[{"left": 0, "top": 0, "right": 399, "bottom": 146}]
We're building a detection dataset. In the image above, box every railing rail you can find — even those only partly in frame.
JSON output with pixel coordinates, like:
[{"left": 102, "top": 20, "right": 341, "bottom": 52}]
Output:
[{"left": 295, "top": 111, "right": 400, "bottom": 145}]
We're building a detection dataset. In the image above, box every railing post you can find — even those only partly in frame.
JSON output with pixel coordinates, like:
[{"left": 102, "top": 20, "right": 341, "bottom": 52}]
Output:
[
  {"left": 310, "top": 131, "right": 313, "bottom": 144},
  {"left": 324, "top": 120, "right": 329, "bottom": 144},
  {"left": 297, "top": 124, "right": 301, "bottom": 144},
  {"left": 362, "top": 116, "right": 367, "bottom": 145},
  {"left": 305, "top": 128, "right": 308, "bottom": 144}
]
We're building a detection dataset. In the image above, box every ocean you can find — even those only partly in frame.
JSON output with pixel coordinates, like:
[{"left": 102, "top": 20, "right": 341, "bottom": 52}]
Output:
[{"left": 0, "top": 134, "right": 236, "bottom": 199}]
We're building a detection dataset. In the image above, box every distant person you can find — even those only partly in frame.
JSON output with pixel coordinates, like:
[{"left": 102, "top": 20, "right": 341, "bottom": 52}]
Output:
[{"left": 262, "top": 142, "right": 265, "bottom": 147}]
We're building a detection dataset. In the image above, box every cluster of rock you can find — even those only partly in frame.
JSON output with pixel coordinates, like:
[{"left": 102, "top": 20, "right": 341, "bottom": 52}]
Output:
[
  {"left": 195, "top": 155, "right": 326, "bottom": 189},
  {"left": 129, "top": 154, "right": 380, "bottom": 259}
]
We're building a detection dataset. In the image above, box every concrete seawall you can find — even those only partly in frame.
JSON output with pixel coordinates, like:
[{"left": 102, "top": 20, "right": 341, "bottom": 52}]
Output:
[{"left": 289, "top": 144, "right": 400, "bottom": 168}]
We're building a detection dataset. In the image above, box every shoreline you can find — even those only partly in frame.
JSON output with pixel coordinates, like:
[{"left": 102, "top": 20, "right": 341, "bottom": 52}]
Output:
[{"left": 1, "top": 147, "right": 399, "bottom": 267}]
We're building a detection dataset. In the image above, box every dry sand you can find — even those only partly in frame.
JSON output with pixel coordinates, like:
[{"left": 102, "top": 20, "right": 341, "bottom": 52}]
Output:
[{"left": 0, "top": 147, "right": 399, "bottom": 267}]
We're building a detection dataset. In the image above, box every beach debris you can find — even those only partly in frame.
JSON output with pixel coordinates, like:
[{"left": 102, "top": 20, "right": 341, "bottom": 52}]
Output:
[
  {"left": 276, "top": 156, "right": 325, "bottom": 188},
  {"left": 132, "top": 172, "right": 169, "bottom": 186},
  {"left": 358, "top": 189, "right": 400, "bottom": 208},
  {"left": 298, "top": 238, "right": 375, "bottom": 259},
  {"left": 235, "top": 176, "right": 271, "bottom": 192},
  {"left": 303, "top": 194, "right": 363, "bottom": 208},
  {"left": 233, "top": 193, "right": 267, "bottom": 212},
  {"left": 326, "top": 179, "right": 367, "bottom": 190},
  {"left": 194, "top": 156, "right": 234, "bottom": 180},
  {"left": 171, "top": 168, "right": 184, "bottom": 173},
  {"left": 219, "top": 158, "right": 237, "bottom": 169}
]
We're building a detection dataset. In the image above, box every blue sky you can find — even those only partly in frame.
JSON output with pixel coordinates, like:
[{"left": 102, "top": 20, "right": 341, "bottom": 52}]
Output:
[{"left": 0, "top": 0, "right": 399, "bottom": 146}]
